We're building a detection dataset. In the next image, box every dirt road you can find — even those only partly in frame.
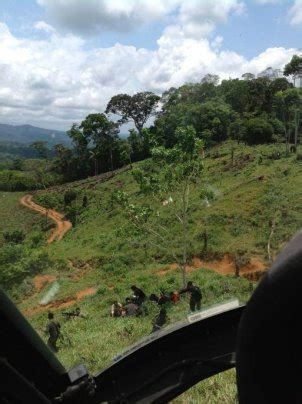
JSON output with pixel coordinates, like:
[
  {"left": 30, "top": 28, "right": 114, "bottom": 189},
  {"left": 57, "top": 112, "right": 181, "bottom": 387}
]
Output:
[{"left": 20, "top": 194, "right": 72, "bottom": 243}]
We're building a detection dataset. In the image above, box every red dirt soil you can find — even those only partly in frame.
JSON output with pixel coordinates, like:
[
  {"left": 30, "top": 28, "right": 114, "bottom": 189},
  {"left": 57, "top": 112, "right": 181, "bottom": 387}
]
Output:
[
  {"left": 157, "top": 254, "right": 267, "bottom": 280},
  {"left": 24, "top": 287, "right": 97, "bottom": 316},
  {"left": 20, "top": 194, "right": 72, "bottom": 243},
  {"left": 76, "top": 287, "right": 96, "bottom": 299},
  {"left": 34, "top": 275, "right": 57, "bottom": 292}
]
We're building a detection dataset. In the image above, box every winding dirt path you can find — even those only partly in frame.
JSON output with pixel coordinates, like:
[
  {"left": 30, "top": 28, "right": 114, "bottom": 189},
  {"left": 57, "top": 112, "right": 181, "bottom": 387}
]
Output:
[{"left": 20, "top": 194, "right": 72, "bottom": 243}]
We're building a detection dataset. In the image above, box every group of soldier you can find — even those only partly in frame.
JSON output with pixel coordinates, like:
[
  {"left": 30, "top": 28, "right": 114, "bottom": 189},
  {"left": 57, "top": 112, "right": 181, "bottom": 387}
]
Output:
[
  {"left": 45, "top": 280, "right": 202, "bottom": 353},
  {"left": 110, "top": 281, "right": 202, "bottom": 332}
]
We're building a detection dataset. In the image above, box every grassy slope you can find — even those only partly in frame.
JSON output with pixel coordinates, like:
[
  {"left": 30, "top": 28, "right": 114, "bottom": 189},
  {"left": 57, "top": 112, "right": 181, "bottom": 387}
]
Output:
[
  {"left": 36, "top": 141, "right": 302, "bottom": 262},
  {"left": 0, "top": 192, "right": 43, "bottom": 244},
  {"left": 3, "top": 141, "right": 302, "bottom": 402}
]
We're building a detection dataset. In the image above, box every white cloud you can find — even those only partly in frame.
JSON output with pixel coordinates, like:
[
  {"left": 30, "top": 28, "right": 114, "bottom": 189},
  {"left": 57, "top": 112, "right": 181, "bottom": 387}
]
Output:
[
  {"left": 178, "top": 0, "right": 245, "bottom": 37},
  {"left": 36, "top": 0, "right": 179, "bottom": 34},
  {"left": 35, "top": 21, "right": 55, "bottom": 33},
  {"left": 289, "top": 0, "right": 302, "bottom": 26},
  {"left": 0, "top": 19, "right": 297, "bottom": 130},
  {"left": 36, "top": 0, "right": 244, "bottom": 37}
]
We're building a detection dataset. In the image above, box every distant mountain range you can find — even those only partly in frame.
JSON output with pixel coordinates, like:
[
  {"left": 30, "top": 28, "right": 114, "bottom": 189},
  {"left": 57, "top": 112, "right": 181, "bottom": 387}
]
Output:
[{"left": 0, "top": 123, "right": 69, "bottom": 146}]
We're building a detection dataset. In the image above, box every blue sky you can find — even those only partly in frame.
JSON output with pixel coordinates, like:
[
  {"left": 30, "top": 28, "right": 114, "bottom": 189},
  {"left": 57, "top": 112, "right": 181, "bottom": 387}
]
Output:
[
  {"left": 1, "top": 0, "right": 301, "bottom": 56},
  {"left": 0, "top": 0, "right": 301, "bottom": 129}
]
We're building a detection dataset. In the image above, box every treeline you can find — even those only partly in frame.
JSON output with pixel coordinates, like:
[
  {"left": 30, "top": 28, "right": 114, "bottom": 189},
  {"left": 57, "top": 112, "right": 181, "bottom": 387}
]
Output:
[{"left": 7, "top": 55, "right": 302, "bottom": 186}]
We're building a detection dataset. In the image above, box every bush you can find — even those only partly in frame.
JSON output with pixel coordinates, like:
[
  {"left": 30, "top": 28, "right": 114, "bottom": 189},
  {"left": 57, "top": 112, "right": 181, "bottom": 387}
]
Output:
[
  {"left": 65, "top": 205, "right": 80, "bottom": 225},
  {"left": 3, "top": 229, "right": 25, "bottom": 244},
  {"left": 0, "top": 244, "right": 52, "bottom": 288},
  {"left": 244, "top": 118, "right": 273, "bottom": 145},
  {"left": 64, "top": 190, "right": 77, "bottom": 206},
  {"left": 28, "top": 231, "right": 44, "bottom": 248}
]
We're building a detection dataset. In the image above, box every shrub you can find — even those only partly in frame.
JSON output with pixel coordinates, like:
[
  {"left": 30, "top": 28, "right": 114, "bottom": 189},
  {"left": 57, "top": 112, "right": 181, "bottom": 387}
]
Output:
[
  {"left": 244, "top": 118, "right": 273, "bottom": 145},
  {"left": 0, "top": 244, "right": 52, "bottom": 288},
  {"left": 28, "top": 231, "right": 44, "bottom": 248},
  {"left": 64, "top": 190, "right": 77, "bottom": 206},
  {"left": 3, "top": 229, "right": 25, "bottom": 244}
]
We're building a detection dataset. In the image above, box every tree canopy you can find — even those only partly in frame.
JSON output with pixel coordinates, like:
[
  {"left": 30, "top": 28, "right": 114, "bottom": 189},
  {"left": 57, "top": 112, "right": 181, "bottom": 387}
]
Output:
[{"left": 106, "top": 91, "right": 160, "bottom": 135}]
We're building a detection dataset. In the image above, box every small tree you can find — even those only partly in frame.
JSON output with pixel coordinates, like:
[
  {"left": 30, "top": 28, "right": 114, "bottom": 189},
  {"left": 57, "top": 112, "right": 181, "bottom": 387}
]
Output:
[{"left": 113, "top": 126, "right": 204, "bottom": 286}]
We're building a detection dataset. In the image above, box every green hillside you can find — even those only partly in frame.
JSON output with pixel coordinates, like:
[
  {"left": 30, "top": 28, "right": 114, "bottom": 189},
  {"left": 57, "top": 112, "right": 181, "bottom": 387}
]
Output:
[{"left": 2, "top": 141, "right": 302, "bottom": 402}]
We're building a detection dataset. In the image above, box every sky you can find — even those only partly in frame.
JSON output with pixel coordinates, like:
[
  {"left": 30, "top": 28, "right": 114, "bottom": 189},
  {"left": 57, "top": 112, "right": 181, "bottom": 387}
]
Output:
[{"left": 0, "top": 0, "right": 302, "bottom": 130}]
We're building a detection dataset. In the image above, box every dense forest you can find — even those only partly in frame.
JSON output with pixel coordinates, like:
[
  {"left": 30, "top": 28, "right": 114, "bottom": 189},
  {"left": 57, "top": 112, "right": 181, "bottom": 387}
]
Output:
[{"left": 2, "top": 55, "right": 302, "bottom": 190}]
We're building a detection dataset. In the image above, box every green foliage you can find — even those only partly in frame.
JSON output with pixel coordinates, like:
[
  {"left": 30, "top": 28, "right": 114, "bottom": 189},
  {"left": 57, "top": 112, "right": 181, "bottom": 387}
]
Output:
[
  {"left": 113, "top": 126, "right": 204, "bottom": 285},
  {"left": 80, "top": 113, "right": 120, "bottom": 172},
  {"left": 64, "top": 190, "right": 77, "bottom": 206},
  {"left": 155, "top": 98, "right": 234, "bottom": 147},
  {"left": 3, "top": 229, "right": 25, "bottom": 244},
  {"left": 30, "top": 141, "right": 49, "bottom": 159},
  {"left": 106, "top": 91, "right": 160, "bottom": 135},
  {"left": 0, "top": 170, "right": 38, "bottom": 191},
  {"left": 0, "top": 244, "right": 52, "bottom": 287},
  {"left": 284, "top": 55, "right": 302, "bottom": 76},
  {"left": 244, "top": 118, "right": 273, "bottom": 145}
]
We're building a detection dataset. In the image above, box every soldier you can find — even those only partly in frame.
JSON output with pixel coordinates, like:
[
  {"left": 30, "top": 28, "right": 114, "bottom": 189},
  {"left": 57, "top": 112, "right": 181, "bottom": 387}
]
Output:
[
  {"left": 110, "top": 301, "right": 123, "bottom": 317},
  {"left": 152, "top": 308, "right": 168, "bottom": 333},
  {"left": 131, "top": 285, "right": 146, "bottom": 306},
  {"left": 46, "top": 312, "right": 61, "bottom": 352},
  {"left": 158, "top": 290, "right": 170, "bottom": 305},
  {"left": 179, "top": 281, "right": 202, "bottom": 312},
  {"left": 149, "top": 293, "right": 159, "bottom": 304},
  {"left": 169, "top": 291, "right": 179, "bottom": 303},
  {"left": 124, "top": 298, "right": 139, "bottom": 317}
]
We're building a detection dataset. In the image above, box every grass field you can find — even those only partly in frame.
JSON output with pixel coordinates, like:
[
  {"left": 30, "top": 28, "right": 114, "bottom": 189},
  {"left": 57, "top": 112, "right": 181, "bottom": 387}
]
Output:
[
  {"left": 0, "top": 192, "right": 42, "bottom": 244},
  {"left": 2, "top": 141, "right": 302, "bottom": 402}
]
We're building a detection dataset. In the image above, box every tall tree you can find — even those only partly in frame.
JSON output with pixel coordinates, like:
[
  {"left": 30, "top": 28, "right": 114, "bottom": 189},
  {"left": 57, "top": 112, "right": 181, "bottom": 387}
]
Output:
[
  {"left": 273, "top": 88, "right": 301, "bottom": 151},
  {"left": 201, "top": 74, "right": 219, "bottom": 86},
  {"left": 80, "top": 113, "right": 119, "bottom": 172},
  {"left": 106, "top": 91, "right": 160, "bottom": 136},
  {"left": 67, "top": 123, "right": 90, "bottom": 178},
  {"left": 242, "top": 73, "right": 255, "bottom": 81},
  {"left": 284, "top": 55, "right": 302, "bottom": 77}
]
